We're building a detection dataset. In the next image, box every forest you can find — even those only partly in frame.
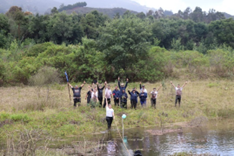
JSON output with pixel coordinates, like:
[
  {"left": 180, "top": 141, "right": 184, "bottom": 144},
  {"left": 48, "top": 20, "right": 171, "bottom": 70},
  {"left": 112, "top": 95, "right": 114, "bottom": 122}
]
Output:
[{"left": 1, "top": 5, "right": 234, "bottom": 86}]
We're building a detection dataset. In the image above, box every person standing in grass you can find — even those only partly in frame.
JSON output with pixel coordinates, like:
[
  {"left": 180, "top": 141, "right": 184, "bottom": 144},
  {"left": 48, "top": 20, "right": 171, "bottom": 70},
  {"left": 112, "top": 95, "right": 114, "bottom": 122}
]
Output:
[
  {"left": 139, "top": 90, "right": 147, "bottom": 107},
  {"left": 97, "top": 81, "right": 106, "bottom": 107},
  {"left": 91, "top": 88, "right": 98, "bottom": 103},
  {"left": 170, "top": 81, "right": 188, "bottom": 107},
  {"left": 105, "top": 96, "right": 115, "bottom": 130},
  {"left": 85, "top": 85, "right": 92, "bottom": 106},
  {"left": 128, "top": 89, "right": 139, "bottom": 109},
  {"left": 140, "top": 82, "right": 148, "bottom": 105},
  {"left": 151, "top": 85, "right": 162, "bottom": 109},
  {"left": 103, "top": 85, "right": 112, "bottom": 108},
  {"left": 118, "top": 77, "right": 129, "bottom": 93},
  {"left": 68, "top": 81, "right": 86, "bottom": 107},
  {"left": 113, "top": 86, "right": 121, "bottom": 106},
  {"left": 120, "top": 89, "right": 128, "bottom": 109}
]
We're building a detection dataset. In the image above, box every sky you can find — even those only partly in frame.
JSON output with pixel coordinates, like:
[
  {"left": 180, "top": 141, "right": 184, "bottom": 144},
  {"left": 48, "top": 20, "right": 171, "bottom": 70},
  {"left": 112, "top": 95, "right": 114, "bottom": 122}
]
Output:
[{"left": 133, "top": 0, "right": 234, "bottom": 15}]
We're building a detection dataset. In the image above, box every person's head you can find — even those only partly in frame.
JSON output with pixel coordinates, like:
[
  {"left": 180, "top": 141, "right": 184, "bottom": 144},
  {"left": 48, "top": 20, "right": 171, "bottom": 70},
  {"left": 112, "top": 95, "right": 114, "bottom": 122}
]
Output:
[
  {"left": 121, "top": 83, "right": 124, "bottom": 87},
  {"left": 75, "top": 85, "right": 78, "bottom": 89},
  {"left": 122, "top": 89, "right": 125, "bottom": 93},
  {"left": 108, "top": 104, "right": 112, "bottom": 109},
  {"left": 115, "top": 86, "right": 118, "bottom": 90},
  {"left": 177, "top": 84, "right": 180, "bottom": 88},
  {"left": 133, "top": 88, "right": 135, "bottom": 93},
  {"left": 153, "top": 88, "right": 156, "bottom": 91},
  {"left": 142, "top": 85, "right": 145, "bottom": 89},
  {"left": 99, "top": 85, "right": 102, "bottom": 89}
]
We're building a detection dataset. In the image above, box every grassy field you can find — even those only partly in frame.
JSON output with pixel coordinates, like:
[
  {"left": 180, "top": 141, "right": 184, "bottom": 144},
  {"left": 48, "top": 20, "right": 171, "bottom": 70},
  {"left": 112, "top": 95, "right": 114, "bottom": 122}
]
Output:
[{"left": 0, "top": 80, "right": 234, "bottom": 154}]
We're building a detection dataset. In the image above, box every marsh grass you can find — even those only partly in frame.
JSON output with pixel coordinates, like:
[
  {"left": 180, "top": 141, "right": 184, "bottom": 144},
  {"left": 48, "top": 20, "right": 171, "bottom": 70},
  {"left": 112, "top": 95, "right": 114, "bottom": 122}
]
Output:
[{"left": 0, "top": 80, "right": 234, "bottom": 153}]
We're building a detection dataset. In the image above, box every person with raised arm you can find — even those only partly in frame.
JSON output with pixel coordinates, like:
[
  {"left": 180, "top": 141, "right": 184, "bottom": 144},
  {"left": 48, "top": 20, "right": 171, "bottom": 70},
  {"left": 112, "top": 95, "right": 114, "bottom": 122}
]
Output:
[
  {"left": 68, "top": 81, "right": 86, "bottom": 107},
  {"left": 170, "top": 81, "right": 188, "bottom": 107},
  {"left": 118, "top": 77, "right": 128, "bottom": 93},
  {"left": 105, "top": 96, "right": 115, "bottom": 130},
  {"left": 91, "top": 87, "right": 98, "bottom": 103},
  {"left": 97, "top": 81, "right": 106, "bottom": 107},
  {"left": 85, "top": 85, "right": 92, "bottom": 106},
  {"left": 128, "top": 88, "right": 139, "bottom": 109},
  {"left": 139, "top": 89, "right": 147, "bottom": 107},
  {"left": 151, "top": 84, "right": 162, "bottom": 109},
  {"left": 113, "top": 86, "right": 121, "bottom": 106},
  {"left": 103, "top": 84, "right": 112, "bottom": 108},
  {"left": 120, "top": 89, "right": 128, "bottom": 109}
]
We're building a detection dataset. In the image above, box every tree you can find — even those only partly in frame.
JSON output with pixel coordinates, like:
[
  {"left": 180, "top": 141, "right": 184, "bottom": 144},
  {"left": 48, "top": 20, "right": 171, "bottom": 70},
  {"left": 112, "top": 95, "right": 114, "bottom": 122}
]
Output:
[{"left": 97, "top": 16, "right": 151, "bottom": 75}]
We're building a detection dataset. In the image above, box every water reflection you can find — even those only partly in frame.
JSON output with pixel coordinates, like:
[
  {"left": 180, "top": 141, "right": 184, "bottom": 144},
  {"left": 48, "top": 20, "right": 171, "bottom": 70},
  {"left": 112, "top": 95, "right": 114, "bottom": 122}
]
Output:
[{"left": 98, "top": 121, "right": 234, "bottom": 155}]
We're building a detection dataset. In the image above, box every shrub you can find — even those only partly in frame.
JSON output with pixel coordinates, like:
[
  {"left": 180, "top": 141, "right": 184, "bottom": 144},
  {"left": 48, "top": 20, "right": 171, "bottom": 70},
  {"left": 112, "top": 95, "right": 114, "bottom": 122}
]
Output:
[{"left": 10, "top": 114, "right": 31, "bottom": 122}]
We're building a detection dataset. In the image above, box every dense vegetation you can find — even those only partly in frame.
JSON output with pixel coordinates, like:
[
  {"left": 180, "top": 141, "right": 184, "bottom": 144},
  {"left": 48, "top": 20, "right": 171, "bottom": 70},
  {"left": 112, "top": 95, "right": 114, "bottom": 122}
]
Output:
[
  {"left": 58, "top": 2, "right": 87, "bottom": 12},
  {"left": 1, "top": 6, "right": 234, "bottom": 86}
]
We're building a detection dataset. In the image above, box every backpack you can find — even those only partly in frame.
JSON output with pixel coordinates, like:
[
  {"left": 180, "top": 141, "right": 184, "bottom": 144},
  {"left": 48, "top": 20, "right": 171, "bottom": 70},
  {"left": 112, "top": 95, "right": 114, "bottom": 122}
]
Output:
[{"left": 176, "top": 88, "right": 182, "bottom": 96}]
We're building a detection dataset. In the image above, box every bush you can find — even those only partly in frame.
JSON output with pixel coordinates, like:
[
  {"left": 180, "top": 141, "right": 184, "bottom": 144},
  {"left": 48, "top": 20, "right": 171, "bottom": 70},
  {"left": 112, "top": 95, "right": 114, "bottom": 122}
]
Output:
[
  {"left": 10, "top": 114, "right": 31, "bottom": 122},
  {"left": 29, "top": 66, "right": 60, "bottom": 86}
]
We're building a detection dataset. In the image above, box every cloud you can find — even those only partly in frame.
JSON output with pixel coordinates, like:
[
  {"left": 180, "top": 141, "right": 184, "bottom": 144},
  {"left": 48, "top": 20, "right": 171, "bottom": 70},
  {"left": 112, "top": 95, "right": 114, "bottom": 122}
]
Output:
[{"left": 217, "top": 0, "right": 234, "bottom": 14}]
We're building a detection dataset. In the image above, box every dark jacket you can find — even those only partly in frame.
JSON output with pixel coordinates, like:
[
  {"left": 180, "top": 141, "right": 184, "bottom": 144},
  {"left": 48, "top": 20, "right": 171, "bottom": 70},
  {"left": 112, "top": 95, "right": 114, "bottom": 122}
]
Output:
[
  {"left": 118, "top": 81, "right": 128, "bottom": 94},
  {"left": 139, "top": 92, "right": 147, "bottom": 102},
  {"left": 72, "top": 87, "right": 82, "bottom": 98},
  {"left": 128, "top": 91, "right": 138, "bottom": 102},
  {"left": 120, "top": 92, "right": 128, "bottom": 103},
  {"left": 97, "top": 85, "right": 105, "bottom": 98},
  {"left": 113, "top": 89, "right": 121, "bottom": 99}
]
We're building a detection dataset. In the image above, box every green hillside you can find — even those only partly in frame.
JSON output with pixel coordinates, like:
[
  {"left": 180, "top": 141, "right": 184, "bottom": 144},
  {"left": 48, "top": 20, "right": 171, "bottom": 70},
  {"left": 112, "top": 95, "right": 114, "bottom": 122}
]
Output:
[{"left": 64, "top": 7, "right": 137, "bottom": 17}]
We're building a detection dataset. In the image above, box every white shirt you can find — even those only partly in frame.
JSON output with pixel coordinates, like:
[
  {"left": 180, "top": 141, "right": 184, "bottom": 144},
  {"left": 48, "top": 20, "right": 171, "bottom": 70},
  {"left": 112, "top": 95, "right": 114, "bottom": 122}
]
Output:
[
  {"left": 91, "top": 92, "right": 98, "bottom": 99},
  {"left": 175, "top": 87, "right": 183, "bottom": 95},
  {"left": 105, "top": 88, "right": 112, "bottom": 98},
  {"left": 175, "top": 87, "right": 183, "bottom": 91},
  {"left": 140, "top": 88, "right": 147, "bottom": 93},
  {"left": 106, "top": 107, "right": 114, "bottom": 117},
  {"left": 151, "top": 91, "right": 158, "bottom": 98}
]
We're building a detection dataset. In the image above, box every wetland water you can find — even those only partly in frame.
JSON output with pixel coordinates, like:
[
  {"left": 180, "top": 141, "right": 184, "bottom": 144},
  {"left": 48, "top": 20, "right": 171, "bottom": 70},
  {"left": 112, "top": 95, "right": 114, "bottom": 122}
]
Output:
[{"left": 77, "top": 120, "right": 234, "bottom": 156}]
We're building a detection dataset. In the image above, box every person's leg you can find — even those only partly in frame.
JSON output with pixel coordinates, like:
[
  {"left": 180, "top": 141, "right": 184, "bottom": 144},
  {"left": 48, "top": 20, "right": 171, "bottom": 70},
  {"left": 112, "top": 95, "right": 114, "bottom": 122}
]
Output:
[
  {"left": 114, "top": 98, "right": 117, "bottom": 106},
  {"left": 154, "top": 99, "right": 157, "bottom": 109},
  {"left": 131, "top": 100, "right": 133, "bottom": 109},
  {"left": 74, "top": 99, "right": 77, "bottom": 107},
  {"left": 103, "top": 98, "right": 106, "bottom": 108},
  {"left": 87, "top": 98, "right": 90, "bottom": 106},
  {"left": 109, "top": 117, "right": 113, "bottom": 129},
  {"left": 151, "top": 98, "right": 153, "bottom": 107},
  {"left": 178, "top": 96, "right": 181, "bottom": 107},
  {"left": 98, "top": 97, "right": 102, "bottom": 107},
  {"left": 116, "top": 99, "right": 119, "bottom": 106},
  {"left": 175, "top": 96, "right": 178, "bottom": 107},
  {"left": 134, "top": 101, "right": 137, "bottom": 109},
  {"left": 78, "top": 99, "right": 81, "bottom": 107},
  {"left": 106, "top": 117, "right": 109, "bottom": 129}
]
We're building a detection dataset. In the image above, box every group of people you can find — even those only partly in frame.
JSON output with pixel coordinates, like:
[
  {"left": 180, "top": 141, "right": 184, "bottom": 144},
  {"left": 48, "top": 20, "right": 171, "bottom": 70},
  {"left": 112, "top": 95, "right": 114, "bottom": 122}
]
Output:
[
  {"left": 68, "top": 77, "right": 188, "bottom": 109},
  {"left": 68, "top": 78, "right": 188, "bottom": 129}
]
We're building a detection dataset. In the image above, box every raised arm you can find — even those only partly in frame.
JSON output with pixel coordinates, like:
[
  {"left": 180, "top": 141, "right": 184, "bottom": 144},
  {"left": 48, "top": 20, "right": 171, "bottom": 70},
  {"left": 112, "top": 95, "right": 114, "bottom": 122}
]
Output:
[
  {"left": 157, "top": 84, "right": 162, "bottom": 92},
  {"left": 68, "top": 82, "right": 73, "bottom": 88},
  {"left": 105, "top": 96, "right": 109, "bottom": 108},
  {"left": 182, "top": 81, "right": 188, "bottom": 88},
  {"left": 102, "top": 81, "right": 107, "bottom": 90},
  {"left": 125, "top": 78, "right": 128, "bottom": 89},
  {"left": 128, "top": 90, "right": 131, "bottom": 95},
  {"left": 170, "top": 81, "right": 176, "bottom": 88},
  {"left": 118, "top": 77, "right": 121, "bottom": 89},
  {"left": 81, "top": 81, "right": 86, "bottom": 88}
]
